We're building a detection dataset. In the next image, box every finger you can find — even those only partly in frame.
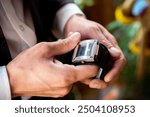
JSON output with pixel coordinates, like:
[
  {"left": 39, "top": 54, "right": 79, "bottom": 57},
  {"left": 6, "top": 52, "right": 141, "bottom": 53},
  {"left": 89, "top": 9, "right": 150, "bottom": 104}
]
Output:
[
  {"left": 80, "top": 78, "right": 93, "bottom": 85},
  {"left": 98, "top": 26, "right": 125, "bottom": 60},
  {"left": 81, "top": 78, "right": 108, "bottom": 89},
  {"left": 100, "top": 38, "right": 114, "bottom": 49},
  {"left": 97, "top": 25, "right": 122, "bottom": 55},
  {"left": 98, "top": 25, "right": 118, "bottom": 47},
  {"left": 108, "top": 47, "right": 121, "bottom": 58},
  {"left": 89, "top": 79, "right": 107, "bottom": 89},
  {"left": 64, "top": 64, "right": 99, "bottom": 84},
  {"left": 49, "top": 32, "right": 81, "bottom": 56},
  {"left": 104, "top": 56, "right": 126, "bottom": 82},
  {"left": 45, "top": 86, "right": 73, "bottom": 98},
  {"left": 89, "top": 27, "right": 115, "bottom": 49},
  {"left": 75, "top": 65, "right": 99, "bottom": 82}
]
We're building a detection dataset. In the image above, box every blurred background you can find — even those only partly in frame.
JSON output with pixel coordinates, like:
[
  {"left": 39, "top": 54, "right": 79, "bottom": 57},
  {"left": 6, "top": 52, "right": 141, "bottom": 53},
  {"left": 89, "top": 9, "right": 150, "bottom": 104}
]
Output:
[{"left": 72, "top": 0, "right": 150, "bottom": 100}]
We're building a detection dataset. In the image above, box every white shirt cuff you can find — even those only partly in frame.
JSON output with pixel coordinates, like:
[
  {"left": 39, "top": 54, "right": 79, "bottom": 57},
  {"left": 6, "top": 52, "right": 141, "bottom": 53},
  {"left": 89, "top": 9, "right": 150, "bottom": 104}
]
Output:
[
  {"left": 52, "top": 3, "right": 84, "bottom": 38},
  {"left": 0, "top": 66, "right": 11, "bottom": 100}
]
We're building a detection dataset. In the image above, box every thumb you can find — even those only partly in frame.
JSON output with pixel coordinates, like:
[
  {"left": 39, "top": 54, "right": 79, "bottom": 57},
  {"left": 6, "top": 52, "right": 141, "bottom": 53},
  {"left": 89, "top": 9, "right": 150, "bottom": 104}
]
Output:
[{"left": 50, "top": 32, "right": 81, "bottom": 56}]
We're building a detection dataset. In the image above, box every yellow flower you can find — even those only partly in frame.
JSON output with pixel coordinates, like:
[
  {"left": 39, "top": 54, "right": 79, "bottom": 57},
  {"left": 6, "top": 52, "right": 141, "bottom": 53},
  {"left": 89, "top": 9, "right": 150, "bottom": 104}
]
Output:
[
  {"left": 129, "top": 41, "right": 150, "bottom": 56},
  {"left": 129, "top": 41, "right": 140, "bottom": 55},
  {"left": 115, "top": 6, "right": 135, "bottom": 24}
]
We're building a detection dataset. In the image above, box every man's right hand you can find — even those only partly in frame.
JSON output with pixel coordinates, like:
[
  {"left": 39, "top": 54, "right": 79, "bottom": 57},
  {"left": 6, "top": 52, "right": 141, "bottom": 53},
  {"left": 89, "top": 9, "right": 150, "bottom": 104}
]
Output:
[{"left": 6, "top": 32, "right": 99, "bottom": 98}]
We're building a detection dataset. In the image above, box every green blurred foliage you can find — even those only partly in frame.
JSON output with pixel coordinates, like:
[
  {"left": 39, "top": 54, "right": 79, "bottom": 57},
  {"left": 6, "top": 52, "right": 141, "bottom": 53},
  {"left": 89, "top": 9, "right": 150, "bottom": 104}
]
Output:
[
  {"left": 74, "top": 0, "right": 94, "bottom": 9},
  {"left": 107, "top": 21, "right": 141, "bottom": 99}
]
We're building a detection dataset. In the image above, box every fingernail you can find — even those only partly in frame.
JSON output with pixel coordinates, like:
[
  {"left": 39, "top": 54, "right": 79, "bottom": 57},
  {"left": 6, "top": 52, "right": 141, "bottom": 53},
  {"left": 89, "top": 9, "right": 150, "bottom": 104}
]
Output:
[
  {"left": 70, "top": 32, "right": 80, "bottom": 38},
  {"left": 105, "top": 77, "right": 111, "bottom": 82},
  {"left": 68, "top": 32, "right": 73, "bottom": 36},
  {"left": 71, "top": 32, "right": 80, "bottom": 36},
  {"left": 109, "top": 47, "right": 119, "bottom": 53},
  {"left": 90, "top": 83, "right": 101, "bottom": 89},
  {"left": 108, "top": 47, "right": 120, "bottom": 57}
]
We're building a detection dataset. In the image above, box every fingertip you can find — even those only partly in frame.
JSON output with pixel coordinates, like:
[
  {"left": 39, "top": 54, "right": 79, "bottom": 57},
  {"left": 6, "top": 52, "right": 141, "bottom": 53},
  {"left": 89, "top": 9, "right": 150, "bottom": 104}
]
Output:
[
  {"left": 66, "top": 32, "right": 81, "bottom": 46},
  {"left": 104, "top": 69, "right": 118, "bottom": 83},
  {"left": 50, "top": 32, "right": 81, "bottom": 56},
  {"left": 104, "top": 72, "right": 113, "bottom": 82},
  {"left": 67, "top": 32, "right": 73, "bottom": 37},
  {"left": 68, "top": 32, "right": 81, "bottom": 40},
  {"left": 89, "top": 79, "right": 107, "bottom": 89},
  {"left": 104, "top": 76, "right": 111, "bottom": 82},
  {"left": 108, "top": 47, "right": 121, "bottom": 58}
]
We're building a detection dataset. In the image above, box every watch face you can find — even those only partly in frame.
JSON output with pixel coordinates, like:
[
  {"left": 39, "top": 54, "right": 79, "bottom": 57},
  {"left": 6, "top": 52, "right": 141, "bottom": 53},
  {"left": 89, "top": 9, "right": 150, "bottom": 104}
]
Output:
[
  {"left": 72, "top": 39, "right": 111, "bottom": 80},
  {"left": 72, "top": 40, "right": 99, "bottom": 64}
]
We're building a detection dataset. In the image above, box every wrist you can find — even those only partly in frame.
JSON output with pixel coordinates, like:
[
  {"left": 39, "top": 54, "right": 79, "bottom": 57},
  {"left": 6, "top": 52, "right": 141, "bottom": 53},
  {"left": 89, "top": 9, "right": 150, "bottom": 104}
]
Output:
[
  {"left": 6, "top": 63, "right": 21, "bottom": 97},
  {"left": 0, "top": 66, "right": 12, "bottom": 99},
  {"left": 64, "top": 14, "right": 86, "bottom": 36}
]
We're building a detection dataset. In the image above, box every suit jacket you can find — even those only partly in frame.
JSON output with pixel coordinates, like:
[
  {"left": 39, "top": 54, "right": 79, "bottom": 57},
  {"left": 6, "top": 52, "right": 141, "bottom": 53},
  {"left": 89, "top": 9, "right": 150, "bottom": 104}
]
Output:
[
  {"left": 0, "top": 0, "right": 73, "bottom": 65},
  {"left": 24, "top": 0, "right": 74, "bottom": 42},
  {"left": 0, "top": 0, "right": 75, "bottom": 99}
]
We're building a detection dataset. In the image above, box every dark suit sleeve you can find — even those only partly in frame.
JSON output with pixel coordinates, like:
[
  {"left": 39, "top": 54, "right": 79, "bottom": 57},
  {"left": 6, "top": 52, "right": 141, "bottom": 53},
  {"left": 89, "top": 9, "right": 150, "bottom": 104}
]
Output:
[
  {"left": 47, "top": 0, "right": 74, "bottom": 13},
  {"left": 26, "top": 0, "right": 74, "bottom": 41},
  {"left": 46, "top": 0, "right": 74, "bottom": 27},
  {"left": 38, "top": 0, "right": 74, "bottom": 29}
]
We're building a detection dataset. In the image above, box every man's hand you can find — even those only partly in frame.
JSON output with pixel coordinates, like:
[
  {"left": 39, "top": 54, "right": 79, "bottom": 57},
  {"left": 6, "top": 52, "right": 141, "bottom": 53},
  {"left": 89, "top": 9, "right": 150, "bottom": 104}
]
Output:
[
  {"left": 6, "top": 32, "right": 99, "bottom": 98},
  {"left": 65, "top": 15, "right": 126, "bottom": 89}
]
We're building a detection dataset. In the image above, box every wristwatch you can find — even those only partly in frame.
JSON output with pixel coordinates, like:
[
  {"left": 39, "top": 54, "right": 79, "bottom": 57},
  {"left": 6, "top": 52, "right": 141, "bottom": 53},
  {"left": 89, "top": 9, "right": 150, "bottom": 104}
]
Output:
[{"left": 72, "top": 39, "right": 111, "bottom": 80}]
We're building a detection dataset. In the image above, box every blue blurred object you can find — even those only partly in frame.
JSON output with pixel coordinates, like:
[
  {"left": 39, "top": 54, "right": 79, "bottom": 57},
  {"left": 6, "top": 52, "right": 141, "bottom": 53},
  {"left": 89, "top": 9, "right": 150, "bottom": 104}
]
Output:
[{"left": 132, "top": 0, "right": 148, "bottom": 16}]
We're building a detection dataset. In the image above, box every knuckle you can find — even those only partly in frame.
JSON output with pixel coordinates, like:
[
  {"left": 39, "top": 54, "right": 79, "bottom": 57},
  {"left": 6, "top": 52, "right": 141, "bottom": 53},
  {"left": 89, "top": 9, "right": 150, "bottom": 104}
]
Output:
[
  {"left": 121, "top": 56, "right": 126, "bottom": 65},
  {"left": 38, "top": 42, "right": 49, "bottom": 50},
  {"left": 62, "top": 66, "right": 77, "bottom": 85},
  {"left": 60, "top": 79, "right": 68, "bottom": 87},
  {"left": 38, "top": 42, "right": 46, "bottom": 47},
  {"left": 61, "top": 39, "right": 69, "bottom": 47},
  {"left": 37, "top": 42, "right": 49, "bottom": 54},
  {"left": 53, "top": 94, "right": 64, "bottom": 98},
  {"left": 59, "top": 40, "right": 70, "bottom": 51},
  {"left": 53, "top": 88, "right": 71, "bottom": 98},
  {"left": 60, "top": 88, "right": 71, "bottom": 97},
  {"left": 61, "top": 77, "right": 73, "bottom": 87},
  {"left": 111, "top": 35, "right": 117, "bottom": 43},
  {"left": 101, "top": 39, "right": 113, "bottom": 48},
  {"left": 89, "top": 25, "right": 100, "bottom": 33},
  {"left": 52, "top": 95, "right": 60, "bottom": 98},
  {"left": 101, "top": 38, "right": 108, "bottom": 43},
  {"left": 60, "top": 75, "right": 71, "bottom": 87}
]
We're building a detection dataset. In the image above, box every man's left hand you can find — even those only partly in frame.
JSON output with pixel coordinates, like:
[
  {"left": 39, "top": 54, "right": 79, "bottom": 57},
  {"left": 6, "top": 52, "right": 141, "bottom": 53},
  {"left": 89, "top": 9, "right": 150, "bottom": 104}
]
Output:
[{"left": 64, "top": 14, "right": 126, "bottom": 89}]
